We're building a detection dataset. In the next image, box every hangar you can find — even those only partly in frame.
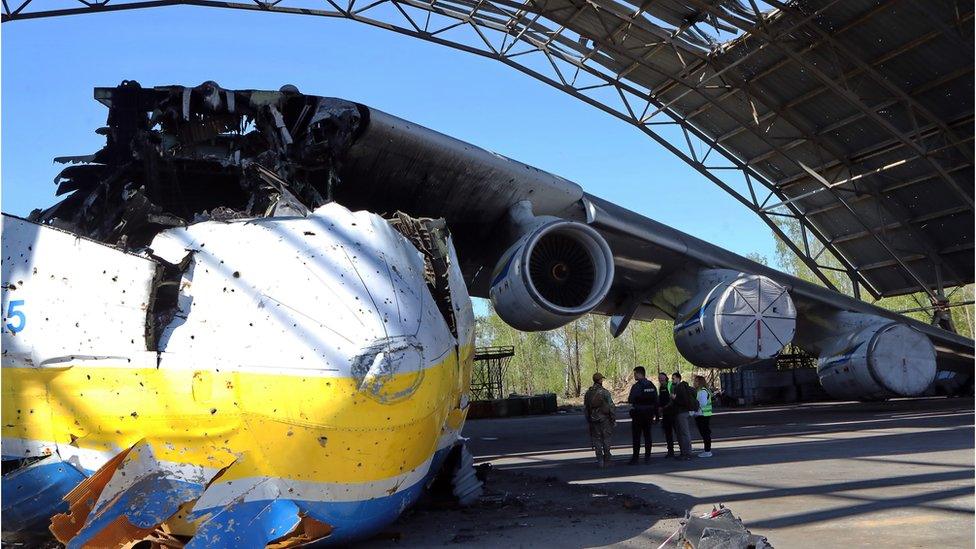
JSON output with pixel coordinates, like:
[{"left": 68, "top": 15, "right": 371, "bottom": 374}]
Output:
[{"left": 1, "top": 3, "right": 973, "bottom": 546}]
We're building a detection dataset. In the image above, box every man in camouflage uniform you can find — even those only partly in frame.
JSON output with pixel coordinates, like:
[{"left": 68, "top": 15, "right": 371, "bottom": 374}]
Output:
[{"left": 583, "top": 372, "right": 616, "bottom": 467}]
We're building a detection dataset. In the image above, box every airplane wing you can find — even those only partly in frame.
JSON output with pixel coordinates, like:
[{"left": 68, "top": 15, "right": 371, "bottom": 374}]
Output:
[
  {"left": 329, "top": 102, "right": 974, "bottom": 358},
  {"left": 582, "top": 195, "right": 975, "bottom": 360},
  {"left": 28, "top": 82, "right": 975, "bottom": 401}
]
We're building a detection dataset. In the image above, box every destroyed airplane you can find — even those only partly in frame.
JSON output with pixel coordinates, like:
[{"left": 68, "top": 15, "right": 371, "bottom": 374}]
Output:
[{"left": 2, "top": 81, "right": 974, "bottom": 546}]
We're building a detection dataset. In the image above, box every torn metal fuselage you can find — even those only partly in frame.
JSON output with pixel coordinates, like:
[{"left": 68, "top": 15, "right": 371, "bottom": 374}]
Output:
[{"left": 1, "top": 81, "right": 475, "bottom": 547}]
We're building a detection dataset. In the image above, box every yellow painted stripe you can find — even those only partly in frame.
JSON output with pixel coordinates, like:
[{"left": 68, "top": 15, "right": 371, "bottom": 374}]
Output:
[{"left": 2, "top": 345, "right": 474, "bottom": 484}]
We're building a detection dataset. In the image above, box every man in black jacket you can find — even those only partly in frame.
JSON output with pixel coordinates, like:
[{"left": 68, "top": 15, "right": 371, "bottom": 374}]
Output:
[
  {"left": 657, "top": 372, "right": 676, "bottom": 458},
  {"left": 626, "top": 366, "right": 659, "bottom": 464}
]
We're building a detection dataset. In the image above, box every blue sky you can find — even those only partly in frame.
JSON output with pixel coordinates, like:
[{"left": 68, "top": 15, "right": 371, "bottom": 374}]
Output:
[{"left": 1, "top": 7, "right": 779, "bottom": 265}]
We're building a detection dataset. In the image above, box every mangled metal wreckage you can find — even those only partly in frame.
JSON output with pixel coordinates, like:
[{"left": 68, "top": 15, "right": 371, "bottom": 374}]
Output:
[{"left": 1, "top": 81, "right": 478, "bottom": 547}]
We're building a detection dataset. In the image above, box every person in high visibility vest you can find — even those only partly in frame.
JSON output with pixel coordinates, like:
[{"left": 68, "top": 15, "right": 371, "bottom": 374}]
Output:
[{"left": 690, "top": 375, "right": 714, "bottom": 458}]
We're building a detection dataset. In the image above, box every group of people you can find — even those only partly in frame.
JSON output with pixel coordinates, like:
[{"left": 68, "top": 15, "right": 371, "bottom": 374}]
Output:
[{"left": 583, "top": 367, "right": 713, "bottom": 467}]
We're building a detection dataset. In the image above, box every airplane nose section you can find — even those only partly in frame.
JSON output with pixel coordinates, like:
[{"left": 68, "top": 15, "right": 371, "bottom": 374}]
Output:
[{"left": 148, "top": 202, "right": 459, "bottom": 378}]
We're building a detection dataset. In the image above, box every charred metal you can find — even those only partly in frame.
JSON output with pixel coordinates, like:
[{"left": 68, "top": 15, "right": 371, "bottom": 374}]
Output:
[{"left": 32, "top": 80, "right": 368, "bottom": 248}]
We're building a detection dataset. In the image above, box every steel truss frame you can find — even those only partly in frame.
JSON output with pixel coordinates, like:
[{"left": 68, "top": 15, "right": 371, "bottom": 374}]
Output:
[
  {"left": 470, "top": 345, "right": 515, "bottom": 400},
  {"left": 4, "top": 0, "right": 972, "bottom": 309}
]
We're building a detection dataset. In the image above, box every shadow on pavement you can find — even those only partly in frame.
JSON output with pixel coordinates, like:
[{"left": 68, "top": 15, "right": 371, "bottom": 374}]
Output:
[{"left": 462, "top": 397, "right": 975, "bottom": 535}]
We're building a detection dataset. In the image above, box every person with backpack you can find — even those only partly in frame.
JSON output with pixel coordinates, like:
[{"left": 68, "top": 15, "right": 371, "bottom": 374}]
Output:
[
  {"left": 583, "top": 372, "right": 617, "bottom": 468},
  {"left": 690, "top": 375, "right": 714, "bottom": 458},
  {"left": 670, "top": 371, "right": 698, "bottom": 460}
]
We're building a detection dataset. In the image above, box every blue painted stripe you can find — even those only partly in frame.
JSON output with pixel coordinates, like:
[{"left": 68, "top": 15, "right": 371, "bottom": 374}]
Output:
[
  {"left": 190, "top": 445, "right": 452, "bottom": 546},
  {"left": 1, "top": 445, "right": 453, "bottom": 546},
  {"left": 673, "top": 296, "right": 717, "bottom": 332},
  {"left": 187, "top": 498, "right": 303, "bottom": 548},
  {"left": 68, "top": 477, "right": 205, "bottom": 549},
  {"left": 1, "top": 457, "right": 87, "bottom": 536},
  {"left": 490, "top": 249, "right": 518, "bottom": 289},
  {"left": 821, "top": 340, "right": 866, "bottom": 368}
]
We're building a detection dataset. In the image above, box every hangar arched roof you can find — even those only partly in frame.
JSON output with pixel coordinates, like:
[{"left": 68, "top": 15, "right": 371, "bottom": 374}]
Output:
[{"left": 4, "top": 0, "right": 973, "bottom": 302}]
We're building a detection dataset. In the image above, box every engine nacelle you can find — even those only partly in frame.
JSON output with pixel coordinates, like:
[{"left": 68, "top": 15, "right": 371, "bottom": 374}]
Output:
[
  {"left": 817, "top": 322, "right": 936, "bottom": 400},
  {"left": 673, "top": 273, "right": 796, "bottom": 368},
  {"left": 489, "top": 219, "right": 614, "bottom": 331}
]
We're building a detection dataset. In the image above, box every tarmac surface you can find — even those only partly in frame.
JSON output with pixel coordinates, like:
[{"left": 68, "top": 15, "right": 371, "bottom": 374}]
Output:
[{"left": 364, "top": 396, "right": 974, "bottom": 548}]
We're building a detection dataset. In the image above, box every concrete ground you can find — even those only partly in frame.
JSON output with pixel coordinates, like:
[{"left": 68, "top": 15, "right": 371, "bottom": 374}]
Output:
[{"left": 364, "top": 397, "right": 974, "bottom": 548}]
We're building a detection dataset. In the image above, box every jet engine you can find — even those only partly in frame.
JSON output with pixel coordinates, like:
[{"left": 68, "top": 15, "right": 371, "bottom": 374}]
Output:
[
  {"left": 673, "top": 273, "right": 796, "bottom": 368},
  {"left": 489, "top": 219, "right": 614, "bottom": 331},
  {"left": 817, "top": 322, "right": 936, "bottom": 400}
]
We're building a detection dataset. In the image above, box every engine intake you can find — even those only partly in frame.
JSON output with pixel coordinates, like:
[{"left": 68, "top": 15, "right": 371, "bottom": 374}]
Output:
[
  {"left": 489, "top": 220, "right": 614, "bottom": 331},
  {"left": 817, "top": 322, "right": 936, "bottom": 400},
  {"left": 673, "top": 272, "right": 796, "bottom": 368}
]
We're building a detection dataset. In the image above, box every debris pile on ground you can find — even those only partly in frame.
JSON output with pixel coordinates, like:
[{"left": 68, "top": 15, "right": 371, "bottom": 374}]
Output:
[
  {"left": 368, "top": 469, "right": 683, "bottom": 547},
  {"left": 674, "top": 506, "right": 772, "bottom": 549}
]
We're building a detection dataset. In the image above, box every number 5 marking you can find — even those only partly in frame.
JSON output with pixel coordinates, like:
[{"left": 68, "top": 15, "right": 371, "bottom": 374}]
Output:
[{"left": 6, "top": 300, "right": 26, "bottom": 333}]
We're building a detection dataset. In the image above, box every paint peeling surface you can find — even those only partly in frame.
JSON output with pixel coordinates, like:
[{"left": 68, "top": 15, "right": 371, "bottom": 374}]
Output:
[{"left": 1, "top": 203, "right": 475, "bottom": 545}]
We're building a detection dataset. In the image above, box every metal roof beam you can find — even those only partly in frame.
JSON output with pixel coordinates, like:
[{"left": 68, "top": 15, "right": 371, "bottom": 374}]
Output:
[
  {"left": 795, "top": 162, "right": 941, "bottom": 301},
  {"left": 739, "top": 78, "right": 974, "bottom": 167},
  {"left": 775, "top": 115, "right": 974, "bottom": 190},
  {"left": 712, "top": 49, "right": 974, "bottom": 151},
  {"left": 761, "top": 0, "right": 975, "bottom": 182},
  {"left": 858, "top": 242, "right": 974, "bottom": 273},
  {"left": 680, "top": 0, "right": 902, "bottom": 123},
  {"left": 803, "top": 164, "right": 973, "bottom": 218},
  {"left": 685, "top": 0, "right": 975, "bottom": 213},
  {"left": 830, "top": 205, "right": 971, "bottom": 246}
]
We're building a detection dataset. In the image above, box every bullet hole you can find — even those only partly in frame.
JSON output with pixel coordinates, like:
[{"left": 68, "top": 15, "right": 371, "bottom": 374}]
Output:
[
  {"left": 130, "top": 412, "right": 138, "bottom": 418},
  {"left": 233, "top": 271, "right": 240, "bottom": 278},
  {"left": 86, "top": 375, "right": 91, "bottom": 380},
  {"left": 304, "top": 231, "right": 315, "bottom": 236},
  {"left": 210, "top": 408, "right": 217, "bottom": 414},
  {"left": 318, "top": 436, "right": 328, "bottom": 447}
]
